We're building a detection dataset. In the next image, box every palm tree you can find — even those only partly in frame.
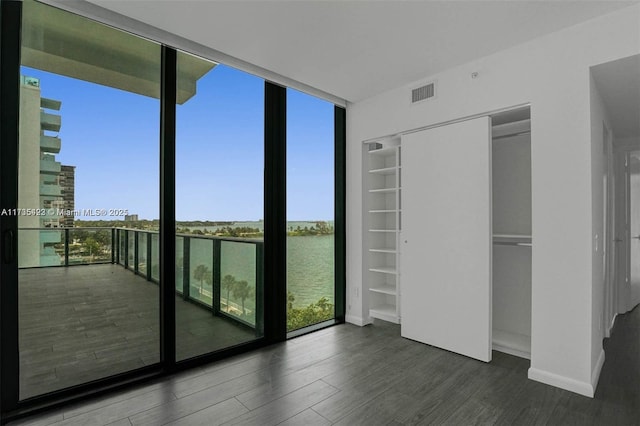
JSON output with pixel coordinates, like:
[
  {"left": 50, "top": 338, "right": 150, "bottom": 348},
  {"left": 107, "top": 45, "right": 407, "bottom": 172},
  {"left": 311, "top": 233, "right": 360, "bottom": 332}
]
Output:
[
  {"left": 287, "top": 291, "right": 296, "bottom": 310},
  {"left": 232, "top": 280, "right": 252, "bottom": 316},
  {"left": 193, "top": 264, "right": 210, "bottom": 295},
  {"left": 221, "top": 274, "right": 237, "bottom": 312}
]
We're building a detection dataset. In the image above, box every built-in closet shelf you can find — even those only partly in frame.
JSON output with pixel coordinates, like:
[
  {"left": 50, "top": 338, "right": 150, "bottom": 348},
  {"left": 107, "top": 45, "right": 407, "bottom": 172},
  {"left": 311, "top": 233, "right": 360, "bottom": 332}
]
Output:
[
  {"left": 369, "top": 266, "right": 397, "bottom": 275},
  {"left": 493, "top": 234, "right": 532, "bottom": 246},
  {"left": 369, "top": 305, "right": 399, "bottom": 323},
  {"left": 492, "top": 329, "right": 531, "bottom": 360},
  {"left": 368, "top": 147, "right": 397, "bottom": 156},
  {"left": 369, "top": 166, "right": 398, "bottom": 175},
  {"left": 369, "top": 247, "right": 397, "bottom": 254},
  {"left": 369, "top": 284, "right": 397, "bottom": 296},
  {"left": 365, "top": 138, "right": 401, "bottom": 326},
  {"left": 369, "top": 187, "right": 398, "bottom": 194}
]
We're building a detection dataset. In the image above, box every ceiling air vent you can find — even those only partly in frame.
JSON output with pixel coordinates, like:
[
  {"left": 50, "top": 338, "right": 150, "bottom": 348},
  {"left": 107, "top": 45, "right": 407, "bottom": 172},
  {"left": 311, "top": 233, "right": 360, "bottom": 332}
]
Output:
[{"left": 411, "top": 82, "right": 435, "bottom": 104}]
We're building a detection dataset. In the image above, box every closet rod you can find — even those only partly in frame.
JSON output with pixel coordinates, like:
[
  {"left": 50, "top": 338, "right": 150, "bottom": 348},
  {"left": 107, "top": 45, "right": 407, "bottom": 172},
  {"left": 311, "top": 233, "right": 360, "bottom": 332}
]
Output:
[
  {"left": 493, "top": 241, "right": 532, "bottom": 247},
  {"left": 492, "top": 131, "right": 531, "bottom": 141}
]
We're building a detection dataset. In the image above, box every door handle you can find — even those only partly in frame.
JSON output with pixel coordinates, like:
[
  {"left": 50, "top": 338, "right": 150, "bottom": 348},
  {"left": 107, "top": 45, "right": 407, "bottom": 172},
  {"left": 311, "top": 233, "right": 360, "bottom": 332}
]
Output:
[
  {"left": 633, "top": 235, "right": 640, "bottom": 240},
  {"left": 3, "top": 230, "right": 15, "bottom": 264},
  {"left": 614, "top": 238, "right": 623, "bottom": 242}
]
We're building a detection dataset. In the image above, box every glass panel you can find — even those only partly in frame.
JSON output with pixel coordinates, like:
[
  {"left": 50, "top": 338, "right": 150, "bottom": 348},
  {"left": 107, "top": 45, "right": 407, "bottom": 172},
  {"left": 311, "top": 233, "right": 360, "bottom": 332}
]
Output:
[
  {"left": 119, "top": 230, "right": 126, "bottom": 266},
  {"left": 220, "top": 240, "right": 257, "bottom": 327},
  {"left": 68, "top": 228, "right": 112, "bottom": 265},
  {"left": 286, "top": 88, "right": 335, "bottom": 332},
  {"left": 188, "top": 237, "right": 214, "bottom": 306},
  {"left": 138, "top": 231, "right": 147, "bottom": 275},
  {"left": 18, "top": 0, "right": 160, "bottom": 399},
  {"left": 127, "top": 231, "right": 135, "bottom": 270},
  {"left": 175, "top": 52, "right": 264, "bottom": 360},
  {"left": 151, "top": 233, "right": 159, "bottom": 281},
  {"left": 175, "top": 236, "right": 184, "bottom": 293},
  {"left": 18, "top": 229, "right": 64, "bottom": 267}
]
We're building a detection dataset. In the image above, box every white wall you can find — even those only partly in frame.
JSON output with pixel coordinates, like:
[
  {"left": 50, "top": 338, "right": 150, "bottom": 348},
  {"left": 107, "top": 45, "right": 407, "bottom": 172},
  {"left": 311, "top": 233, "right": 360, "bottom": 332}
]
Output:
[
  {"left": 589, "top": 72, "right": 613, "bottom": 390},
  {"left": 346, "top": 4, "right": 640, "bottom": 396}
]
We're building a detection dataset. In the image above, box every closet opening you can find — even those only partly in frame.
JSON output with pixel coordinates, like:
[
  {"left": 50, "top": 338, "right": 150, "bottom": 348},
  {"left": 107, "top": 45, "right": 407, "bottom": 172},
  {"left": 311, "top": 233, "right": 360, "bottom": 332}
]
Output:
[{"left": 490, "top": 106, "right": 532, "bottom": 360}]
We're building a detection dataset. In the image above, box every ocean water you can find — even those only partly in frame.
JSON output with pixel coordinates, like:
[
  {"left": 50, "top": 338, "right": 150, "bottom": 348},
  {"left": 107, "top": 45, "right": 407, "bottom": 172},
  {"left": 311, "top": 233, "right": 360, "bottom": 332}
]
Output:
[
  {"left": 286, "top": 235, "right": 334, "bottom": 307},
  {"left": 185, "top": 222, "right": 334, "bottom": 308}
]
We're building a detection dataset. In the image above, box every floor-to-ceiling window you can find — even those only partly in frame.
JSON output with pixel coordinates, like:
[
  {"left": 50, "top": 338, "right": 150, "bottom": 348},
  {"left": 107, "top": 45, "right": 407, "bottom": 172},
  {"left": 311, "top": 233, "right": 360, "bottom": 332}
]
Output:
[
  {"left": 286, "top": 89, "right": 336, "bottom": 332},
  {"left": 17, "top": 0, "right": 161, "bottom": 399},
  {"left": 0, "top": 0, "right": 343, "bottom": 419},
  {"left": 175, "top": 52, "right": 264, "bottom": 360}
]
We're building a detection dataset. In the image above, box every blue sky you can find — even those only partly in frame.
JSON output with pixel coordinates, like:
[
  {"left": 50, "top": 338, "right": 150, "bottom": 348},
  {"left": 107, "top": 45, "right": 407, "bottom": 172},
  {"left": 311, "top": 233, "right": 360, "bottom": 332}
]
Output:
[{"left": 22, "top": 63, "right": 334, "bottom": 222}]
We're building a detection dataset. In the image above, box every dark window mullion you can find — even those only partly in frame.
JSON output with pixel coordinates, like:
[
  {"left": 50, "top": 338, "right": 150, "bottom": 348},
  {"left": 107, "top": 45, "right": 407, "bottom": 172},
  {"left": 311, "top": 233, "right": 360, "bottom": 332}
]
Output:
[
  {"left": 264, "top": 82, "right": 287, "bottom": 343},
  {"left": 160, "top": 46, "right": 177, "bottom": 369},
  {"left": 334, "top": 106, "right": 346, "bottom": 323},
  {"left": 0, "top": 0, "right": 23, "bottom": 413}
]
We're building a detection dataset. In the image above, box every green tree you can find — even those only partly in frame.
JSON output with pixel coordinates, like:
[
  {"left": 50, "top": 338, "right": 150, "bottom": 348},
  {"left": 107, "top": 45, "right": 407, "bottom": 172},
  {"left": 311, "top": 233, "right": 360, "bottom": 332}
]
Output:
[
  {"left": 222, "top": 274, "right": 237, "bottom": 312},
  {"left": 84, "top": 237, "right": 101, "bottom": 259},
  {"left": 232, "top": 280, "right": 252, "bottom": 316},
  {"left": 193, "top": 264, "right": 211, "bottom": 295},
  {"left": 286, "top": 296, "right": 335, "bottom": 332}
]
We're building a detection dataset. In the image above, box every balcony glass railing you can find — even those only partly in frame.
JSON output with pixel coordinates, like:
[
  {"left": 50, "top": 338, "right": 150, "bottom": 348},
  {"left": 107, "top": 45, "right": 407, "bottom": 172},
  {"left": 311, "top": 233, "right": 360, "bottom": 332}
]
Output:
[{"left": 18, "top": 227, "right": 263, "bottom": 332}]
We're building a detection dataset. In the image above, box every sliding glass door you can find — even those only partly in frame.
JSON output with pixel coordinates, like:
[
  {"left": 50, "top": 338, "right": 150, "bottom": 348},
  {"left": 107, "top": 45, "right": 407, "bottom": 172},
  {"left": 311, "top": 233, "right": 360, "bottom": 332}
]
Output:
[
  {"left": 175, "top": 53, "right": 264, "bottom": 360},
  {"left": 0, "top": 0, "right": 343, "bottom": 418},
  {"left": 16, "top": 0, "right": 161, "bottom": 399}
]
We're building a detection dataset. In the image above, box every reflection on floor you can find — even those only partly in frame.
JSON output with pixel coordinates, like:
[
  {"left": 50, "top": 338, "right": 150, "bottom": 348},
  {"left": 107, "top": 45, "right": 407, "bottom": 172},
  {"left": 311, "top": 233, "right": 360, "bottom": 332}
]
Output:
[{"left": 19, "top": 264, "right": 256, "bottom": 399}]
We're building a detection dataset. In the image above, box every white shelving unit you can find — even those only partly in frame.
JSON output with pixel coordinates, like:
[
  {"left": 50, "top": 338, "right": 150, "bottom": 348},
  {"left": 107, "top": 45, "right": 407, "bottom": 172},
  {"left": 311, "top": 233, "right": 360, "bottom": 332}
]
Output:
[{"left": 364, "top": 137, "right": 401, "bottom": 324}]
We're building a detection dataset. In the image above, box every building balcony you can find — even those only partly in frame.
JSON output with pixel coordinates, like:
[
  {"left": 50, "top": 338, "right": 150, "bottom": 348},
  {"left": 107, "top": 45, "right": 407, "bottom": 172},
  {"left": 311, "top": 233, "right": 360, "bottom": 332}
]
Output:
[
  {"left": 40, "top": 110, "right": 61, "bottom": 132},
  {"left": 40, "top": 157, "right": 61, "bottom": 175},
  {"left": 17, "top": 227, "right": 263, "bottom": 398},
  {"left": 39, "top": 183, "right": 61, "bottom": 196},
  {"left": 41, "top": 97, "right": 61, "bottom": 111},
  {"left": 40, "top": 135, "right": 61, "bottom": 153}
]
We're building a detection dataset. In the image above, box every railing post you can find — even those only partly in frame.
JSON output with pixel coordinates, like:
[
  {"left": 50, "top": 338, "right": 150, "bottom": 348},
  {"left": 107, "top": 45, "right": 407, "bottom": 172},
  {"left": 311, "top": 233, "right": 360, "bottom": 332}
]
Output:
[
  {"left": 111, "top": 228, "right": 116, "bottom": 264},
  {"left": 255, "top": 242, "right": 264, "bottom": 337},
  {"left": 124, "top": 230, "right": 129, "bottom": 269},
  {"left": 182, "top": 236, "right": 190, "bottom": 300},
  {"left": 213, "top": 238, "right": 221, "bottom": 316},
  {"left": 64, "top": 228, "right": 69, "bottom": 266},
  {"left": 134, "top": 230, "right": 139, "bottom": 274},
  {"left": 147, "top": 232, "right": 152, "bottom": 281}
]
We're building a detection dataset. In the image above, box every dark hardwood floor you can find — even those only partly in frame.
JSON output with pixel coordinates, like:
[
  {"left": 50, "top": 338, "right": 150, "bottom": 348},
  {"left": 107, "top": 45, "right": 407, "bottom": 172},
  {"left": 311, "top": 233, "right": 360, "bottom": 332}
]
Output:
[
  {"left": 9, "top": 304, "right": 640, "bottom": 425},
  {"left": 18, "top": 264, "right": 256, "bottom": 399}
]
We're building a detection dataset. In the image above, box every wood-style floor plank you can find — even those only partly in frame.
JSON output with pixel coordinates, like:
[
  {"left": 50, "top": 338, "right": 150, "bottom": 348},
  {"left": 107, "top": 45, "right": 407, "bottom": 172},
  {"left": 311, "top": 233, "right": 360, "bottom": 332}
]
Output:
[
  {"left": 18, "top": 265, "right": 255, "bottom": 399},
  {"left": 221, "top": 380, "right": 338, "bottom": 426},
  {"left": 163, "top": 398, "right": 248, "bottom": 426},
  {"left": 9, "top": 305, "right": 640, "bottom": 426}
]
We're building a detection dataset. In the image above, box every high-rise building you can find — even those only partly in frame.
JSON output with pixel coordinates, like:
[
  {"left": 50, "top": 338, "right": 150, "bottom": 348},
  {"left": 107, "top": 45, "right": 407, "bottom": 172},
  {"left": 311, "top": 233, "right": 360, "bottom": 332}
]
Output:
[
  {"left": 59, "top": 165, "right": 76, "bottom": 227},
  {"left": 18, "top": 75, "right": 65, "bottom": 267}
]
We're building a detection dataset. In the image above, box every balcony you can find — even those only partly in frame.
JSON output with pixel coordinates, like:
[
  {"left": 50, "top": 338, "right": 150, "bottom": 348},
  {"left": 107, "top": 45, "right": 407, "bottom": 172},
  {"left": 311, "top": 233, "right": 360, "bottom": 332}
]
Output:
[
  {"left": 40, "top": 135, "right": 61, "bottom": 153},
  {"left": 40, "top": 157, "right": 61, "bottom": 175},
  {"left": 40, "top": 110, "right": 61, "bottom": 132},
  {"left": 17, "top": 227, "right": 263, "bottom": 399},
  {"left": 39, "top": 183, "right": 61, "bottom": 196}
]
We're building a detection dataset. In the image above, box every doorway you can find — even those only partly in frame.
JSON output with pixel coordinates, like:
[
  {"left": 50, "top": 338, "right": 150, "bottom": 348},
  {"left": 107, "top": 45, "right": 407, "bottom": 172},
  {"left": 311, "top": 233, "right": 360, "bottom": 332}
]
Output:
[{"left": 629, "top": 150, "right": 640, "bottom": 309}]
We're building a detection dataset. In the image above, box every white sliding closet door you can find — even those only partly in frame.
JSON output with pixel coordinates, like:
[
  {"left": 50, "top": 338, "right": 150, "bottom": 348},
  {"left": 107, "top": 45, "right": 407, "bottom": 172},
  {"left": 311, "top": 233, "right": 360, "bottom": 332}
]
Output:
[{"left": 400, "top": 117, "right": 492, "bottom": 362}]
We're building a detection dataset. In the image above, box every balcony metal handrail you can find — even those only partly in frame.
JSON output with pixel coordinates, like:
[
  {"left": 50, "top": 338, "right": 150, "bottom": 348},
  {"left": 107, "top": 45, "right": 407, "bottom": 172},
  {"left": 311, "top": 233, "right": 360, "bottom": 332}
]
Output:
[{"left": 18, "top": 226, "right": 263, "bottom": 335}]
